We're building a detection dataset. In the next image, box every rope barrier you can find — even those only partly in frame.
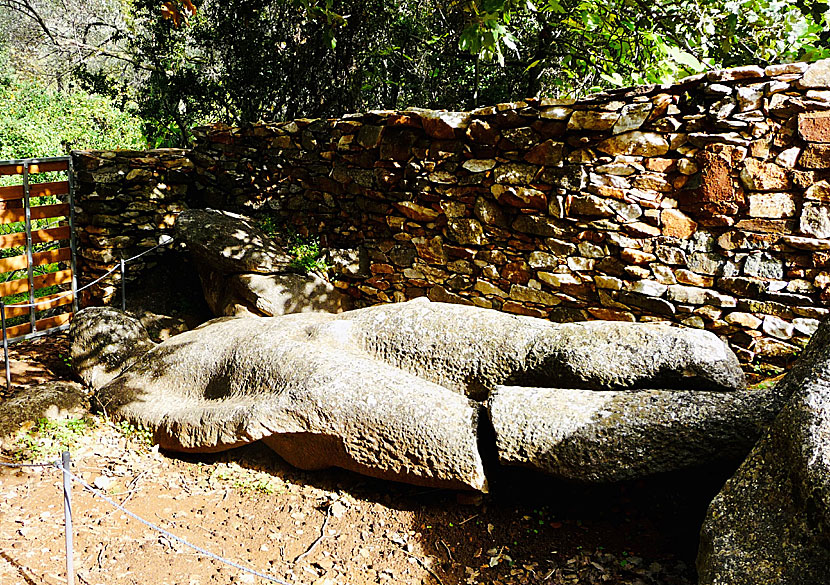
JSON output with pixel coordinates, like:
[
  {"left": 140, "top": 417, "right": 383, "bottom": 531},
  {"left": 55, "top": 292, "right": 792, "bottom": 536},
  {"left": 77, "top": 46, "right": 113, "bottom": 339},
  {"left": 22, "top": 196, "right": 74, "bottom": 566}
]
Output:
[
  {"left": 0, "top": 459, "right": 60, "bottom": 469},
  {"left": 62, "top": 466, "right": 293, "bottom": 585},
  {"left": 0, "top": 455, "right": 295, "bottom": 584},
  {"left": 2, "top": 237, "right": 175, "bottom": 310}
]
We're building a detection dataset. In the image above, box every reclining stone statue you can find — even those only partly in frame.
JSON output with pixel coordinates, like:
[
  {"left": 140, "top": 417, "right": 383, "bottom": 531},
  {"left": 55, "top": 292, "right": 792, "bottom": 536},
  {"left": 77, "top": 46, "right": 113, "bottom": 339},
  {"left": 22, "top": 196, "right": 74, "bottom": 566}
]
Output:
[{"left": 72, "top": 297, "right": 789, "bottom": 493}]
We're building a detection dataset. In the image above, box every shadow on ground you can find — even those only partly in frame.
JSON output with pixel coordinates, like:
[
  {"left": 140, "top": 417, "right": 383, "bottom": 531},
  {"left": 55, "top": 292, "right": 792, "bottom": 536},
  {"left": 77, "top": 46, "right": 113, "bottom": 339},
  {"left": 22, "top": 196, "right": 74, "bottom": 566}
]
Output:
[{"left": 167, "top": 439, "right": 738, "bottom": 584}]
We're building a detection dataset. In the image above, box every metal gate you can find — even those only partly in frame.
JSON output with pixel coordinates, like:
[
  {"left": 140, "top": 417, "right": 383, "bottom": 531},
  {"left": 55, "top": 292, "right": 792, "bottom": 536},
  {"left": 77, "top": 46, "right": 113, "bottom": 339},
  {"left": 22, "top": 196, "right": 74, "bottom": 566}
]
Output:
[{"left": 0, "top": 156, "right": 77, "bottom": 342}]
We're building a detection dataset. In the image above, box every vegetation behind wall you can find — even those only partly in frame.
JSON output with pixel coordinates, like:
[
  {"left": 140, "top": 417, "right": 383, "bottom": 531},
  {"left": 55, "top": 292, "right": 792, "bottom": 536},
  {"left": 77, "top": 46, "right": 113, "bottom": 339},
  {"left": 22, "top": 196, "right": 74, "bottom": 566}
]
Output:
[{"left": 75, "top": 60, "right": 830, "bottom": 379}]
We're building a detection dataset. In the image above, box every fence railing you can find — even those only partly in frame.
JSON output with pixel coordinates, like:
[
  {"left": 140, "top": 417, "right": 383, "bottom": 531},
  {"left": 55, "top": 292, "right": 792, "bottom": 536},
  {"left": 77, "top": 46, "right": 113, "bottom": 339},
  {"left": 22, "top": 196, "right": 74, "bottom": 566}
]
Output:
[
  {"left": 0, "top": 156, "right": 77, "bottom": 342},
  {"left": 0, "top": 451, "right": 293, "bottom": 585},
  {"left": 0, "top": 235, "right": 175, "bottom": 391}
]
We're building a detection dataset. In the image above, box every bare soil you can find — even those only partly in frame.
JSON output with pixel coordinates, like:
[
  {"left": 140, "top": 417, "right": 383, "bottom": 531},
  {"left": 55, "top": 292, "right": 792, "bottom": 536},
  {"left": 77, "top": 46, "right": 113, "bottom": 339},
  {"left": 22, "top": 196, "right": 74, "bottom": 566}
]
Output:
[{"left": 0, "top": 335, "right": 724, "bottom": 585}]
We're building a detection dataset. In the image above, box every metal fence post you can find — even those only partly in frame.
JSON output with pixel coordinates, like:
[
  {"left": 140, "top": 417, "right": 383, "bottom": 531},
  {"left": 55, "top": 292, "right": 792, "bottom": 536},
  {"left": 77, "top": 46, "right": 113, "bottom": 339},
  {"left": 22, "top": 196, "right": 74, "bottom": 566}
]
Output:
[
  {"left": 1, "top": 302, "right": 9, "bottom": 392},
  {"left": 120, "top": 257, "right": 126, "bottom": 312},
  {"left": 62, "top": 451, "right": 75, "bottom": 585}
]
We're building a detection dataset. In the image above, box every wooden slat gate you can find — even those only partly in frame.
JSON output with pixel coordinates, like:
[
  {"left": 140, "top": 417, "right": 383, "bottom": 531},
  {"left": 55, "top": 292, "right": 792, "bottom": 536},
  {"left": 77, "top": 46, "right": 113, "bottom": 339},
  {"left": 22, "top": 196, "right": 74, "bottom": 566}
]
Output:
[{"left": 0, "top": 156, "right": 78, "bottom": 342}]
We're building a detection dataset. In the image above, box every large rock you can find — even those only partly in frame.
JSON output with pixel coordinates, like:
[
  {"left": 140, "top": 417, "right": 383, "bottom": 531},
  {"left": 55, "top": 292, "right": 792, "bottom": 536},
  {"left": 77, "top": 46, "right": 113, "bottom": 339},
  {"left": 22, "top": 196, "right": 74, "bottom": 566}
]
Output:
[
  {"left": 98, "top": 312, "right": 487, "bottom": 492},
  {"left": 175, "top": 208, "right": 349, "bottom": 318},
  {"left": 200, "top": 269, "right": 349, "bottom": 317},
  {"left": 345, "top": 300, "right": 745, "bottom": 398},
  {"left": 96, "top": 299, "right": 745, "bottom": 491},
  {"left": 698, "top": 319, "right": 830, "bottom": 584},
  {"left": 174, "top": 208, "right": 293, "bottom": 274},
  {"left": 0, "top": 381, "right": 87, "bottom": 446},
  {"left": 489, "top": 385, "right": 786, "bottom": 482},
  {"left": 70, "top": 307, "right": 156, "bottom": 390}
]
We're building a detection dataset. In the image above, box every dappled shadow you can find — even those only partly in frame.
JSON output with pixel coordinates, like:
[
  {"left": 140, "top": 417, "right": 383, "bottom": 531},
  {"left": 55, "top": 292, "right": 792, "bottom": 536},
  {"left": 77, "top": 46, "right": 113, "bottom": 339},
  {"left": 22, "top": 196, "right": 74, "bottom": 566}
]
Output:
[
  {"left": 165, "top": 439, "right": 722, "bottom": 584},
  {"left": 174, "top": 208, "right": 294, "bottom": 275}
]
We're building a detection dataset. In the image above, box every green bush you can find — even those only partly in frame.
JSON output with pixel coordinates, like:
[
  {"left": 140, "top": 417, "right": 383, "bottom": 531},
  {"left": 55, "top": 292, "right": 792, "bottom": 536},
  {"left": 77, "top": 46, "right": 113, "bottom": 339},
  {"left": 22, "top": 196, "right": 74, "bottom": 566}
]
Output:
[
  {"left": 289, "top": 235, "right": 330, "bottom": 274},
  {"left": 0, "top": 74, "right": 144, "bottom": 162}
]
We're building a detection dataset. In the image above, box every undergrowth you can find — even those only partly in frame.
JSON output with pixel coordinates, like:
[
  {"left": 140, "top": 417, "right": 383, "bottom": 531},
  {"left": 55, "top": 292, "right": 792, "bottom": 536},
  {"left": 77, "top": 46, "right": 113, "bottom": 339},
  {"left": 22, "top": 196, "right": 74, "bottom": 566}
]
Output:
[
  {"left": 114, "top": 420, "right": 155, "bottom": 449},
  {"left": 258, "top": 216, "right": 331, "bottom": 274},
  {"left": 209, "top": 462, "right": 286, "bottom": 495},
  {"left": 288, "top": 235, "right": 330, "bottom": 274},
  {"left": 12, "top": 416, "right": 95, "bottom": 461}
]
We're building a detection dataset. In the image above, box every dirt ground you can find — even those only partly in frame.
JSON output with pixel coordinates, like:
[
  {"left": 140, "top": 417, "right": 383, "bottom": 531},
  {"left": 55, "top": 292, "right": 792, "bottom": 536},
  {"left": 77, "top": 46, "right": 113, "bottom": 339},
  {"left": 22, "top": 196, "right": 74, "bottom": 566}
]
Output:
[{"left": 0, "top": 334, "right": 728, "bottom": 585}]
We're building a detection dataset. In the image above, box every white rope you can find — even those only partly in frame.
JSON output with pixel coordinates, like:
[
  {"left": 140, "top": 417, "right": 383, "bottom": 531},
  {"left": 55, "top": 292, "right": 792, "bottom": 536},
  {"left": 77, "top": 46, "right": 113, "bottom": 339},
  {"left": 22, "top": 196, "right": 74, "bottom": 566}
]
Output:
[
  {"left": 2, "top": 238, "right": 174, "bottom": 310},
  {"left": 0, "top": 459, "right": 59, "bottom": 469},
  {"left": 61, "top": 465, "right": 294, "bottom": 584}
]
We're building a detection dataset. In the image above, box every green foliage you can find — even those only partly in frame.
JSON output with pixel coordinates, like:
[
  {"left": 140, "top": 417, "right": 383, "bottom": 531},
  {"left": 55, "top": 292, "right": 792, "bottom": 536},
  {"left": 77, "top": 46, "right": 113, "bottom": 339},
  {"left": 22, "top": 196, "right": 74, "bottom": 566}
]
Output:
[
  {"left": 289, "top": 235, "right": 330, "bottom": 274},
  {"left": 209, "top": 462, "right": 285, "bottom": 494},
  {"left": 114, "top": 420, "right": 155, "bottom": 448},
  {"left": 0, "top": 74, "right": 144, "bottom": 160},
  {"left": 12, "top": 417, "right": 95, "bottom": 461},
  {"left": 258, "top": 215, "right": 281, "bottom": 237},
  {"left": 257, "top": 216, "right": 332, "bottom": 274},
  {"left": 3, "top": 0, "right": 829, "bottom": 145}
]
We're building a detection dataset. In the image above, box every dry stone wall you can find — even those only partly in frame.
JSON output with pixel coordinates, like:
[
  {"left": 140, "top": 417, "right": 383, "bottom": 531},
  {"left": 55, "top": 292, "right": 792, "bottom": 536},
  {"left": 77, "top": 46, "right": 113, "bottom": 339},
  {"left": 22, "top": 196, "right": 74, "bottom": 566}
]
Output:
[
  {"left": 72, "top": 149, "right": 194, "bottom": 301},
  {"left": 74, "top": 59, "right": 830, "bottom": 378}
]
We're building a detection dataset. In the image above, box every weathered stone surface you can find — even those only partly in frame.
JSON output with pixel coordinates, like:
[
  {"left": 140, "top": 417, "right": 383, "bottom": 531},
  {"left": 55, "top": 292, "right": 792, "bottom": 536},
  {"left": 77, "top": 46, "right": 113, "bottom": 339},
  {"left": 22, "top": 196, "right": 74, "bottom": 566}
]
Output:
[
  {"left": 96, "top": 299, "right": 741, "bottom": 491},
  {"left": 747, "top": 192, "right": 797, "bottom": 218},
  {"left": 446, "top": 218, "right": 486, "bottom": 245},
  {"left": 798, "top": 112, "right": 830, "bottom": 142},
  {"left": 661, "top": 209, "right": 698, "bottom": 238},
  {"left": 175, "top": 209, "right": 293, "bottom": 274},
  {"left": 412, "top": 236, "right": 447, "bottom": 265},
  {"left": 568, "top": 194, "right": 613, "bottom": 216},
  {"left": 800, "top": 201, "right": 830, "bottom": 238},
  {"left": 693, "top": 146, "right": 744, "bottom": 214},
  {"left": 100, "top": 309, "right": 487, "bottom": 491},
  {"left": 489, "top": 384, "right": 785, "bottom": 482},
  {"left": 492, "top": 185, "right": 546, "bottom": 210},
  {"left": 698, "top": 318, "right": 830, "bottom": 585},
  {"left": 688, "top": 252, "right": 726, "bottom": 276},
  {"left": 800, "top": 143, "right": 830, "bottom": 168},
  {"left": 474, "top": 197, "right": 508, "bottom": 227},
  {"left": 762, "top": 315, "right": 794, "bottom": 340},
  {"left": 413, "top": 109, "right": 471, "bottom": 139},
  {"left": 394, "top": 201, "right": 441, "bottom": 222},
  {"left": 493, "top": 163, "right": 538, "bottom": 185},
  {"left": 462, "top": 159, "right": 497, "bottom": 173},
  {"left": 740, "top": 159, "right": 790, "bottom": 191},
  {"left": 617, "top": 291, "right": 676, "bottom": 316},
  {"left": 567, "top": 110, "right": 619, "bottom": 131},
  {"left": 805, "top": 180, "right": 830, "bottom": 201},
  {"left": 628, "top": 279, "right": 667, "bottom": 297},
  {"left": 707, "top": 65, "right": 765, "bottom": 82},
  {"left": 724, "top": 312, "right": 762, "bottom": 329},
  {"left": 613, "top": 103, "right": 652, "bottom": 134},
  {"left": 596, "top": 131, "right": 669, "bottom": 157},
  {"left": 70, "top": 307, "right": 156, "bottom": 390},
  {"left": 342, "top": 300, "right": 745, "bottom": 394},
  {"left": 796, "top": 57, "right": 830, "bottom": 88},
  {"left": 743, "top": 253, "right": 785, "bottom": 280},
  {"left": 523, "top": 140, "right": 564, "bottom": 166},
  {"left": 0, "top": 382, "right": 88, "bottom": 444},
  {"left": 201, "top": 270, "right": 349, "bottom": 317}
]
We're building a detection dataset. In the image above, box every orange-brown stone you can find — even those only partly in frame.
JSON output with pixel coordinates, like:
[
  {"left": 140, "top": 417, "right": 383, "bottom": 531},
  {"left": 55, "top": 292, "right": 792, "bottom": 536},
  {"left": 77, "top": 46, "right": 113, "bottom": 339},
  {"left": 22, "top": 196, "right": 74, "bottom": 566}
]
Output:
[
  {"left": 502, "top": 260, "right": 531, "bottom": 285},
  {"left": 798, "top": 112, "right": 830, "bottom": 142},
  {"left": 800, "top": 144, "right": 830, "bottom": 169},
  {"left": 587, "top": 307, "right": 636, "bottom": 321},
  {"left": 692, "top": 146, "right": 746, "bottom": 216},
  {"left": 523, "top": 140, "right": 564, "bottom": 166},
  {"left": 661, "top": 209, "right": 698, "bottom": 239},
  {"left": 502, "top": 301, "right": 547, "bottom": 318}
]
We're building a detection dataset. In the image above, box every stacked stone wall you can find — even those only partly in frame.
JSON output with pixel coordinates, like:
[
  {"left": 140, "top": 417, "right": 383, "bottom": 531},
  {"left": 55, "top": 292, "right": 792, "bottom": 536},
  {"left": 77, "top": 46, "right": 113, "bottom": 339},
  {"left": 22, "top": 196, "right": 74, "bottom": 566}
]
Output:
[
  {"left": 74, "top": 59, "right": 830, "bottom": 377},
  {"left": 72, "top": 149, "right": 194, "bottom": 301}
]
